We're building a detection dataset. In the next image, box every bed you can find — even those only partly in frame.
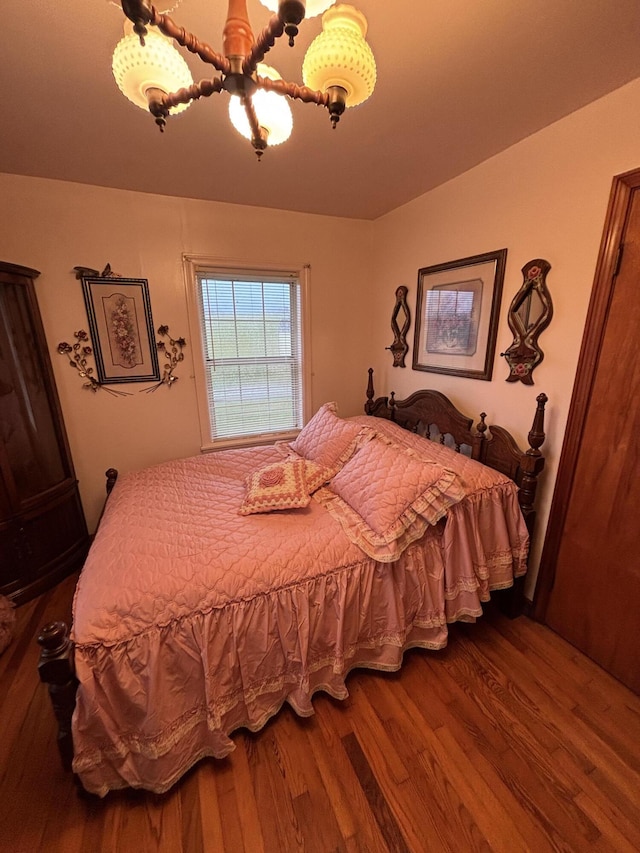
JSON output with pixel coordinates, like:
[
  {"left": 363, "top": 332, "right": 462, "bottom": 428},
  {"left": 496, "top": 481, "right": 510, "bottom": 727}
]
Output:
[{"left": 37, "top": 371, "right": 547, "bottom": 796}]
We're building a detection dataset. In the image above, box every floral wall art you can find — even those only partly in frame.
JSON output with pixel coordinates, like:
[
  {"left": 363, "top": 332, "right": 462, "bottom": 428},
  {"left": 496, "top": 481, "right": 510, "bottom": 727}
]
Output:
[{"left": 81, "top": 275, "right": 161, "bottom": 384}]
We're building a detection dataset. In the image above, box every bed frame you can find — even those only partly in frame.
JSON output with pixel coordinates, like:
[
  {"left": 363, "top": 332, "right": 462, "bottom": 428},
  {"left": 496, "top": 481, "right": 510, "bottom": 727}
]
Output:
[
  {"left": 365, "top": 369, "right": 548, "bottom": 543},
  {"left": 37, "top": 369, "right": 548, "bottom": 777}
]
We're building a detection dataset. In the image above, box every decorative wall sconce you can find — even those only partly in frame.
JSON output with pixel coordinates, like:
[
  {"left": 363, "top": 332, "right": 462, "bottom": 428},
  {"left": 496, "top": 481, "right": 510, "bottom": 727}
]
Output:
[
  {"left": 144, "top": 325, "right": 187, "bottom": 391},
  {"left": 57, "top": 330, "right": 131, "bottom": 396},
  {"left": 501, "top": 258, "right": 553, "bottom": 384},
  {"left": 386, "top": 285, "right": 410, "bottom": 367}
]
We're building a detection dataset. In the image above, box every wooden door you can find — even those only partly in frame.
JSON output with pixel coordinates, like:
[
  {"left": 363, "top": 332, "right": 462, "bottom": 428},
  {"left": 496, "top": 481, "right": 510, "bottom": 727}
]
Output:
[{"left": 533, "top": 169, "right": 640, "bottom": 694}]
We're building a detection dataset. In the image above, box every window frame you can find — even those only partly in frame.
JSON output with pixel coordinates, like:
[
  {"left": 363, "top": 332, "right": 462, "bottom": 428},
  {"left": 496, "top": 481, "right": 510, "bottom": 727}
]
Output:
[{"left": 183, "top": 255, "right": 312, "bottom": 451}]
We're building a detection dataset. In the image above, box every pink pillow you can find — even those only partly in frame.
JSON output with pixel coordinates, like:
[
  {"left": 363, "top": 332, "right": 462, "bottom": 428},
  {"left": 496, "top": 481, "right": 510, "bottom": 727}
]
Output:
[
  {"left": 239, "top": 458, "right": 333, "bottom": 515},
  {"left": 314, "top": 433, "right": 464, "bottom": 561},
  {"left": 290, "top": 402, "right": 373, "bottom": 472}
]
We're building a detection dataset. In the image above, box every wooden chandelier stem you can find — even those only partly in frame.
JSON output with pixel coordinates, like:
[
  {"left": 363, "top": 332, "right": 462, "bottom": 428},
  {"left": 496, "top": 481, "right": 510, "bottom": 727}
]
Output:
[{"left": 223, "top": 0, "right": 255, "bottom": 67}]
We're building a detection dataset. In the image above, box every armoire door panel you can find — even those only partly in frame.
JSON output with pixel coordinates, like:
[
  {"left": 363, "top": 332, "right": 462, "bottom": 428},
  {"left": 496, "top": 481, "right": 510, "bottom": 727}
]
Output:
[
  {"left": 0, "top": 279, "right": 67, "bottom": 501},
  {"left": 0, "top": 261, "right": 89, "bottom": 603}
]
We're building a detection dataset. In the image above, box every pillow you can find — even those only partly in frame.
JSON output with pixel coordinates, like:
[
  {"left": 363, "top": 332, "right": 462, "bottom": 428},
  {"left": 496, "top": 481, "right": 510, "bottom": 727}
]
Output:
[
  {"left": 302, "top": 458, "right": 335, "bottom": 493},
  {"left": 290, "top": 402, "right": 373, "bottom": 473},
  {"left": 313, "top": 433, "right": 465, "bottom": 561},
  {"left": 239, "top": 458, "right": 333, "bottom": 515}
]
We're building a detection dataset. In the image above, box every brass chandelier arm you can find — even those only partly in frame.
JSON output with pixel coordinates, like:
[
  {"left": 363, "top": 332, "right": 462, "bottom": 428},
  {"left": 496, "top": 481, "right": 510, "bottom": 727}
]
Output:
[
  {"left": 243, "top": 14, "right": 285, "bottom": 77},
  {"left": 256, "top": 75, "right": 329, "bottom": 108},
  {"left": 121, "top": 1, "right": 230, "bottom": 73},
  {"left": 164, "top": 77, "right": 225, "bottom": 108},
  {"left": 148, "top": 77, "right": 225, "bottom": 131},
  {"left": 242, "top": 97, "right": 268, "bottom": 154},
  {"left": 151, "top": 10, "right": 231, "bottom": 75}
]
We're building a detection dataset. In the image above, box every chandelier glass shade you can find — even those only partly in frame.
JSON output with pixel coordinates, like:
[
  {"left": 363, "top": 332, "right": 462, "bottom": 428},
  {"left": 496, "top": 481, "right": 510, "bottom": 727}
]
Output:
[
  {"left": 302, "top": 5, "right": 376, "bottom": 108},
  {"left": 228, "top": 64, "right": 293, "bottom": 146},
  {"left": 112, "top": 26, "right": 193, "bottom": 115},
  {"left": 110, "top": 0, "right": 376, "bottom": 157}
]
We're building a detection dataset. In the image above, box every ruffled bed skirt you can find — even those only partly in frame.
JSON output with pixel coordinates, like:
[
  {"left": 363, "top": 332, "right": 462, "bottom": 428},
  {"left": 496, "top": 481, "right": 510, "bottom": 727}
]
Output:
[{"left": 71, "top": 519, "right": 522, "bottom": 797}]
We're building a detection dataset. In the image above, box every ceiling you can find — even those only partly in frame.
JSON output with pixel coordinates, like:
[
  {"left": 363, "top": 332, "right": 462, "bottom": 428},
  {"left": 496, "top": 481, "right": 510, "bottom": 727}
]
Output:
[{"left": 2, "top": 0, "right": 640, "bottom": 220}]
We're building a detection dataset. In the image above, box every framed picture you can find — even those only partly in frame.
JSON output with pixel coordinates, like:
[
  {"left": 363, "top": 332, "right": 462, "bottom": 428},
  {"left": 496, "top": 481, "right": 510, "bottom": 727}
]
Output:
[
  {"left": 81, "top": 276, "right": 161, "bottom": 384},
  {"left": 412, "top": 249, "right": 507, "bottom": 380}
]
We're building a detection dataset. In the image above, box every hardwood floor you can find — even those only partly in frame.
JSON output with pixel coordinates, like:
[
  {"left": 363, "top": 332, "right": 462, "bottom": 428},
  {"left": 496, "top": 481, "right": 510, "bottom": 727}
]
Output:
[{"left": 2, "top": 573, "right": 640, "bottom": 852}]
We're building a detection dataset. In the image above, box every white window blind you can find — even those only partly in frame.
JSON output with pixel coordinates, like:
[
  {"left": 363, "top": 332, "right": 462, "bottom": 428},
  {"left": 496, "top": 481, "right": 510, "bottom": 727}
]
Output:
[{"left": 195, "top": 270, "right": 304, "bottom": 442}]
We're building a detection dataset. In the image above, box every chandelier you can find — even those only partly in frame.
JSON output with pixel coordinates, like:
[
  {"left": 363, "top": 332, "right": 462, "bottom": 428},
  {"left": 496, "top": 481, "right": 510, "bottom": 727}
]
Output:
[{"left": 111, "top": 0, "right": 376, "bottom": 158}]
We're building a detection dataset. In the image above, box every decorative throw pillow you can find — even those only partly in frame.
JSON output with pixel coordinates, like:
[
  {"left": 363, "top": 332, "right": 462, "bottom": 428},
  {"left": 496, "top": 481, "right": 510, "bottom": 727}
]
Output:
[
  {"left": 239, "top": 458, "right": 331, "bottom": 515},
  {"left": 290, "top": 402, "right": 373, "bottom": 473},
  {"left": 302, "top": 458, "right": 334, "bottom": 493},
  {"left": 314, "top": 433, "right": 465, "bottom": 561}
]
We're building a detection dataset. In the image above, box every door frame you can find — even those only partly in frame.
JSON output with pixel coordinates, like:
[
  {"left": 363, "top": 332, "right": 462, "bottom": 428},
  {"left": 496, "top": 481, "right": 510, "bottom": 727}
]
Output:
[{"left": 532, "top": 167, "right": 640, "bottom": 620}]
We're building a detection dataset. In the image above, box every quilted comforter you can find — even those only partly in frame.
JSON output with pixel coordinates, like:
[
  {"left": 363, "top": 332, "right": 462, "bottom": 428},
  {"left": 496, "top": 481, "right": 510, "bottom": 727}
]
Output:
[{"left": 71, "top": 420, "right": 528, "bottom": 796}]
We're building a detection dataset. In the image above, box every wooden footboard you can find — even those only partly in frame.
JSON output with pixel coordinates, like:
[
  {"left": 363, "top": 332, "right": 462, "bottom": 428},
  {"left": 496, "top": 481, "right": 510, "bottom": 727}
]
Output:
[
  {"left": 37, "top": 621, "right": 77, "bottom": 771},
  {"left": 37, "top": 468, "right": 117, "bottom": 780}
]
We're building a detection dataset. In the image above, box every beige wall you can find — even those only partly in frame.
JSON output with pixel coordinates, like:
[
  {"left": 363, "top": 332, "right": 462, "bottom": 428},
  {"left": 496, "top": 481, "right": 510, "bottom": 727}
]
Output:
[
  {"left": 2, "top": 77, "right": 640, "bottom": 595},
  {"left": 368, "top": 77, "right": 640, "bottom": 594},
  {"left": 0, "top": 176, "right": 374, "bottom": 530}
]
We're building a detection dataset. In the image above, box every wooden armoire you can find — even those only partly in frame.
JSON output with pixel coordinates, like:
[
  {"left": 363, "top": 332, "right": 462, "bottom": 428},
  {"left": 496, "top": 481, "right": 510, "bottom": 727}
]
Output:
[{"left": 0, "top": 261, "right": 89, "bottom": 604}]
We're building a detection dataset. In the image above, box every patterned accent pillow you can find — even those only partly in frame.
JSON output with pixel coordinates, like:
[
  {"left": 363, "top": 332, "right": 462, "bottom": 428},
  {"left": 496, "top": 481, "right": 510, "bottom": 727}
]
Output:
[
  {"left": 240, "top": 459, "right": 311, "bottom": 515},
  {"left": 302, "top": 458, "right": 335, "bottom": 493},
  {"left": 239, "top": 458, "right": 334, "bottom": 515},
  {"left": 290, "top": 402, "right": 374, "bottom": 473},
  {"left": 313, "top": 433, "right": 465, "bottom": 561}
]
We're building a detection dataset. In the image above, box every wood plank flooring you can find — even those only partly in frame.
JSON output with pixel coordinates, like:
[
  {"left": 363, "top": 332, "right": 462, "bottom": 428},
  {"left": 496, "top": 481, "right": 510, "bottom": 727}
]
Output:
[{"left": 1, "top": 573, "right": 639, "bottom": 852}]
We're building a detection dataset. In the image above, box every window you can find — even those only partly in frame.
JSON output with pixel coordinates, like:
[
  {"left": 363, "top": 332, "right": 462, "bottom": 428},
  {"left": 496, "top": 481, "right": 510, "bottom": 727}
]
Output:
[{"left": 185, "top": 258, "right": 310, "bottom": 448}]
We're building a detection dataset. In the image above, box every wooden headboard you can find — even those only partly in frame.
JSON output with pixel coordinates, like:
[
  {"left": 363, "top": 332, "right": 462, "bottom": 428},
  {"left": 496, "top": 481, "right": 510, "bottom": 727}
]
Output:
[{"left": 364, "top": 368, "right": 548, "bottom": 545}]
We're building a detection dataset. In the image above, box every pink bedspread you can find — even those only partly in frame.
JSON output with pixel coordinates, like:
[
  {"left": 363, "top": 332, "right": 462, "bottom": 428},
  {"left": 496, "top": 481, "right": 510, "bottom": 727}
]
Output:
[{"left": 71, "top": 428, "right": 528, "bottom": 796}]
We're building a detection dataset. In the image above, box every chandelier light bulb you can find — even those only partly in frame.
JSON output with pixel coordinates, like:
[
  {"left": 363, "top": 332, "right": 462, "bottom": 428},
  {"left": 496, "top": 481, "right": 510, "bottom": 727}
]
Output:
[
  {"left": 228, "top": 64, "right": 293, "bottom": 146},
  {"left": 112, "top": 26, "right": 194, "bottom": 115},
  {"left": 302, "top": 4, "right": 376, "bottom": 108},
  {"left": 259, "top": 0, "right": 335, "bottom": 19}
]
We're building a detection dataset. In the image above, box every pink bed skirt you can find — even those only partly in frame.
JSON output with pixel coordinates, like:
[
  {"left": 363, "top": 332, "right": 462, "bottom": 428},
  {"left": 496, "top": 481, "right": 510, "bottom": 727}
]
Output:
[{"left": 72, "top": 526, "right": 520, "bottom": 796}]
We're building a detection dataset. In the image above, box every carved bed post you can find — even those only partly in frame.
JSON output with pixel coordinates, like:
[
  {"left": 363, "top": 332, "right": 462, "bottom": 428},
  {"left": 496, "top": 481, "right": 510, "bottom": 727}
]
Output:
[
  {"left": 471, "top": 412, "right": 488, "bottom": 459},
  {"left": 364, "top": 367, "right": 393, "bottom": 418},
  {"left": 37, "top": 622, "right": 78, "bottom": 771},
  {"left": 365, "top": 367, "right": 376, "bottom": 415},
  {"left": 106, "top": 467, "right": 119, "bottom": 494},
  {"left": 388, "top": 391, "right": 397, "bottom": 421},
  {"left": 500, "top": 392, "right": 548, "bottom": 618},
  {"left": 518, "top": 393, "right": 548, "bottom": 536}
]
